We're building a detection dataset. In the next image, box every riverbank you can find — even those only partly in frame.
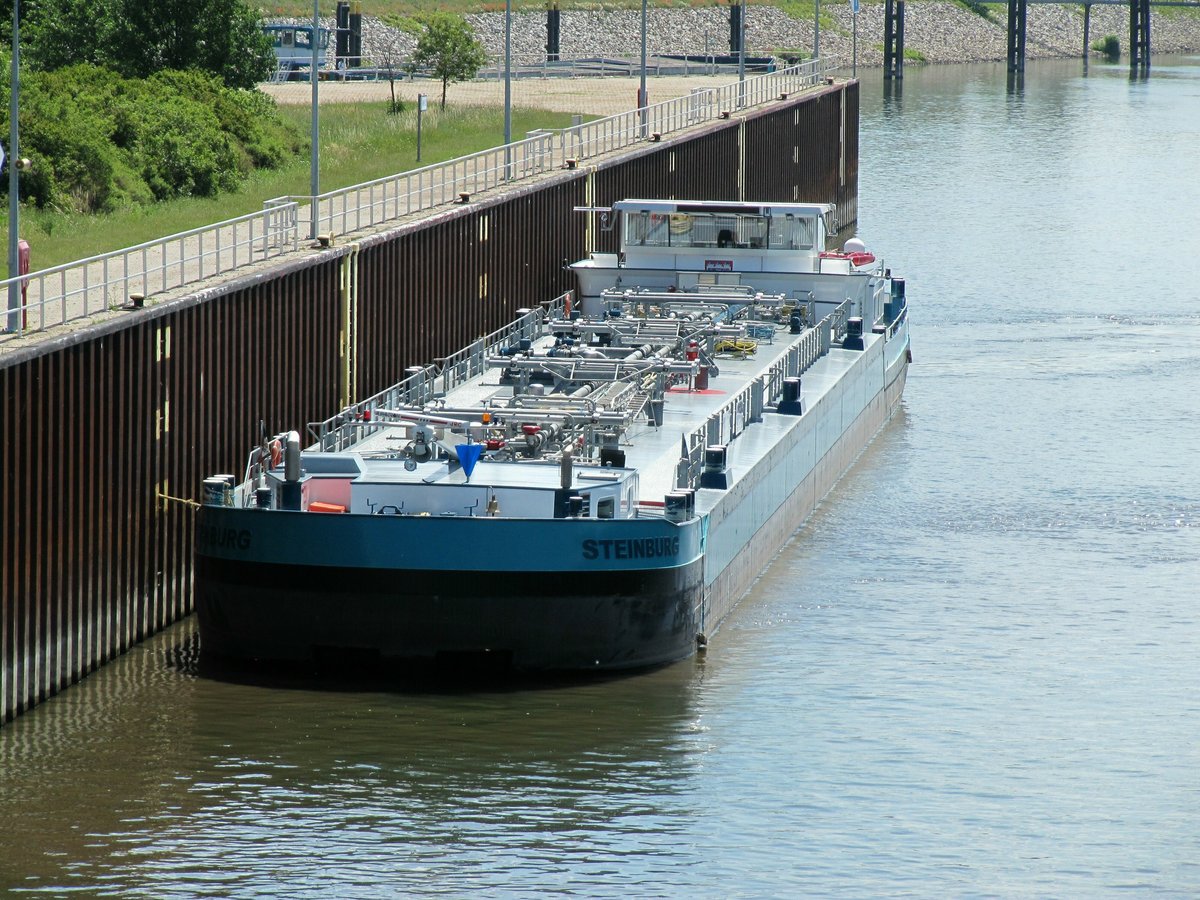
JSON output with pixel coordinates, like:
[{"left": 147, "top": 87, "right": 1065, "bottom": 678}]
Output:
[{"left": 334, "top": 3, "right": 1200, "bottom": 69}]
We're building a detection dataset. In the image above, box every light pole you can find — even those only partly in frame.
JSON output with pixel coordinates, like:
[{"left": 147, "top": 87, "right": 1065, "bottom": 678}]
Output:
[
  {"left": 310, "top": 0, "right": 321, "bottom": 239},
  {"left": 814, "top": 0, "right": 820, "bottom": 62},
  {"left": 640, "top": 0, "right": 647, "bottom": 133},
  {"left": 737, "top": 0, "right": 745, "bottom": 107},
  {"left": 7, "top": 0, "right": 21, "bottom": 332},
  {"left": 504, "top": 0, "right": 512, "bottom": 147}
]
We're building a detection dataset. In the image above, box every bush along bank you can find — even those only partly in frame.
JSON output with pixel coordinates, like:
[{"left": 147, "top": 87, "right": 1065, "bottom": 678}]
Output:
[{"left": 0, "top": 64, "right": 303, "bottom": 215}]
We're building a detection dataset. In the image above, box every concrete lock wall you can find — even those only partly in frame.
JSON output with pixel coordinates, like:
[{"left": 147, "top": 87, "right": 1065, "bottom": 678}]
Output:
[{"left": 0, "top": 81, "right": 859, "bottom": 725}]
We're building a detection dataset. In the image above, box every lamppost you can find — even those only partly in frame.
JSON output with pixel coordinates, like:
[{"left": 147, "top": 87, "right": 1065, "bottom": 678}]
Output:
[
  {"left": 814, "top": 0, "right": 820, "bottom": 62},
  {"left": 504, "top": 0, "right": 512, "bottom": 147},
  {"left": 6, "top": 0, "right": 21, "bottom": 332},
  {"left": 310, "top": 0, "right": 320, "bottom": 239},
  {"left": 737, "top": 0, "right": 745, "bottom": 107},
  {"left": 640, "top": 0, "right": 647, "bottom": 133}
]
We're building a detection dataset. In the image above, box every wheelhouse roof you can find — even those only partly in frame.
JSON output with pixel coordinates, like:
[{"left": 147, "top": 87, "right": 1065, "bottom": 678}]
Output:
[{"left": 611, "top": 199, "right": 832, "bottom": 218}]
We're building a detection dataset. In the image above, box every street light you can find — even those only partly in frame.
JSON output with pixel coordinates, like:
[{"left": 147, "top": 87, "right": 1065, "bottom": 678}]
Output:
[
  {"left": 640, "top": 0, "right": 648, "bottom": 134},
  {"left": 504, "top": 0, "right": 512, "bottom": 147},
  {"left": 310, "top": 0, "right": 320, "bottom": 239},
  {"left": 814, "top": 0, "right": 820, "bottom": 62},
  {"left": 737, "top": 0, "right": 745, "bottom": 107},
  {"left": 7, "top": 0, "right": 22, "bottom": 332}
]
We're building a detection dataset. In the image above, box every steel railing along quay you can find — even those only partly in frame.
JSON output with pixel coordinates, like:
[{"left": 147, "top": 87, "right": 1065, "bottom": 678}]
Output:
[
  {"left": 0, "top": 59, "right": 835, "bottom": 344},
  {"left": 1, "top": 202, "right": 300, "bottom": 339}
]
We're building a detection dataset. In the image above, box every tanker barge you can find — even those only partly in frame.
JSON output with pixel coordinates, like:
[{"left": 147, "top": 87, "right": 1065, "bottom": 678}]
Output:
[{"left": 195, "top": 199, "right": 910, "bottom": 671}]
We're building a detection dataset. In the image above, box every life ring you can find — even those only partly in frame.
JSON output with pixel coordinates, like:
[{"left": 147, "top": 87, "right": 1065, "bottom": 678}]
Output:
[
  {"left": 564, "top": 292, "right": 573, "bottom": 317},
  {"left": 269, "top": 439, "right": 283, "bottom": 469}
]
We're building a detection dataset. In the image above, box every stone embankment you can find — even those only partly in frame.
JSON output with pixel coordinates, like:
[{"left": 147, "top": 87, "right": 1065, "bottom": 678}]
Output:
[{"left": 340, "top": 3, "right": 1200, "bottom": 69}]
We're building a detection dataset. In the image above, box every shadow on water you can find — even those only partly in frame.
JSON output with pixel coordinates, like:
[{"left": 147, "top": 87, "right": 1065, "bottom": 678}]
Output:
[{"left": 168, "top": 625, "right": 686, "bottom": 697}]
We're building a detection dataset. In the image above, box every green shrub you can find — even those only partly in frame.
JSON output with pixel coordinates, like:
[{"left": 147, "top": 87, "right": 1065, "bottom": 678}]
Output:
[
  {"left": 1092, "top": 35, "right": 1120, "bottom": 61},
  {"left": 1, "top": 63, "right": 304, "bottom": 213}
]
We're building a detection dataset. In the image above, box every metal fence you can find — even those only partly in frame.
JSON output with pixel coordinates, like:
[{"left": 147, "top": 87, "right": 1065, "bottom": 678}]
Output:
[
  {"left": 1, "top": 203, "right": 299, "bottom": 338},
  {"left": 310, "top": 131, "right": 558, "bottom": 238},
  {"left": 311, "top": 58, "right": 833, "bottom": 238},
  {"left": 1, "top": 59, "right": 836, "bottom": 343},
  {"left": 675, "top": 299, "right": 851, "bottom": 491}
]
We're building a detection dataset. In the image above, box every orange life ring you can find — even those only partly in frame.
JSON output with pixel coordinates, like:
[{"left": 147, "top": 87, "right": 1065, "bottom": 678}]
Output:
[
  {"left": 269, "top": 439, "right": 283, "bottom": 469},
  {"left": 564, "top": 292, "right": 573, "bottom": 317}
]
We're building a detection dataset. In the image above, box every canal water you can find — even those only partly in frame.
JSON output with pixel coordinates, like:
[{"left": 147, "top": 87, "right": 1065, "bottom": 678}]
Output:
[{"left": 3, "top": 56, "right": 1199, "bottom": 897}]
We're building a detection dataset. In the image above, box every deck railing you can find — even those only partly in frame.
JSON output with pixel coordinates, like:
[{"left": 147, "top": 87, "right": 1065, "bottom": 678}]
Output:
[
  {"left": 1, "top": 59, "right": 836, "bottom": 342},
  {"left": 308, "top": 294, "right": 568, "bottom": 451},
  {"left": 675, "top": 299, "right": 851, "bottom": 491}
]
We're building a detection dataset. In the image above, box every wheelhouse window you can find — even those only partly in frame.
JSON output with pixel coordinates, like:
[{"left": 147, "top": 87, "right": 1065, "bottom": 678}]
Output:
[{"left": 624, "top": 210, "right": 813, "bottom": 250}]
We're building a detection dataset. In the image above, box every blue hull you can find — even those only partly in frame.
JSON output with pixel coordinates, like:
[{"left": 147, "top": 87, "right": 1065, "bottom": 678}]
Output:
[{"left": 196, "top": 509, "right": 704, "bottom": 671}]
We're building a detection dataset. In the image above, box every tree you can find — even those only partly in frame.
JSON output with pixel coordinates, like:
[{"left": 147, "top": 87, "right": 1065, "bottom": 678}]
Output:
[
  {"left": 410, "top": 14, "right": 488, "bottom": 111},
  {"left": 24, "top": 0, "right": 274, "bottom": 89},
  {"left": 372, "top": 44, "right": 407, "bottom": 116}
]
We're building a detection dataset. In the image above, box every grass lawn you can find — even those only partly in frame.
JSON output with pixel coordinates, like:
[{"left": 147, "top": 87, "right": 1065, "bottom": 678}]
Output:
[{"left": 5, "top": 101, "right": 576, "bottom": 272}]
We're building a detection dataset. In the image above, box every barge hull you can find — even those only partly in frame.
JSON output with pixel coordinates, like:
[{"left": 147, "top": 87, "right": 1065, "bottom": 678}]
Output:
[
  {"left": 700, "top": 328, "right": 909, "bottom": 632},
  {"left": 196, "top": 557, "right": 703, "bottom": 671}
]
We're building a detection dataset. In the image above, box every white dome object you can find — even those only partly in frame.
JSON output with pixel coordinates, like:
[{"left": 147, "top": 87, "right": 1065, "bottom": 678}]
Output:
[{"left": 843, "top": 237, "right": 867, "bottom": 254}]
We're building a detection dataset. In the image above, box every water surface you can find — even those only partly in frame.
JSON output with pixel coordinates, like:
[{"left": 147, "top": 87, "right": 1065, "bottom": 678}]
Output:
[{"left": 3, "top": 56, "right": 1199, "bottom": 897}]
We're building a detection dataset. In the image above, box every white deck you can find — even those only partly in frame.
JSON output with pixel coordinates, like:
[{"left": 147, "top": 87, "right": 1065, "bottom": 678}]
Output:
[{"left": 338, "top": 319, "right": 879, "bottom": 514}]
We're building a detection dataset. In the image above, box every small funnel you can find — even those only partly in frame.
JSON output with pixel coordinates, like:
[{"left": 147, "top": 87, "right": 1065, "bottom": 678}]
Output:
[{"left": 456, "top": 443, "right": 484, "bottom": 480}]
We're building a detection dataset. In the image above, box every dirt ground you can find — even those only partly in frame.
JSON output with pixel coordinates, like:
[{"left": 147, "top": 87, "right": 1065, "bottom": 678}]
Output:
[{"left": 261, "top": 75, "right": 744, "bottom": 117}]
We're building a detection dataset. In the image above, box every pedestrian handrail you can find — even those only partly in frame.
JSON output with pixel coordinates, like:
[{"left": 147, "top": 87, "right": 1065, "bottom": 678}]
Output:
[
  {"left": 2, "top": 202, "right": 300, "bottom": 338},
  {"left": 315, "top": 58, "right": 835, "bottom": 240},
  {"left": 311, "top": 131, "right": 557, "bottom": 239},
  {"left": 2, "top": 59, "right": 836, "bottom": 343}
]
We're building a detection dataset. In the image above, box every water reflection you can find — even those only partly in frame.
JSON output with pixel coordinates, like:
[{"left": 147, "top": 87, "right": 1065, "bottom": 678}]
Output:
[{"left": 1, "top": 619, "right": 705, "bottom": 896}]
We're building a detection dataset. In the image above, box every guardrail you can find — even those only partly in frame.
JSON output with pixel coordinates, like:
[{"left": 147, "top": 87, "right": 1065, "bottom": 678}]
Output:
[
  {"left": 1, "top": 202, "right": 300, "bottom": 338},
  {"left": 675, "top": 299, "right": 851, "bottom": 491},
  {"left": 311, "top": 131, "right": 557, "bottom": 238},
  {"left": 308, "top": 293, "right": 568, "bottom": 451},
  {"left": 1, "top": 58, "right": 836, "bottom": 343},
  {"left": 311, "top": 58, "right": 833, "bottom": 239}
]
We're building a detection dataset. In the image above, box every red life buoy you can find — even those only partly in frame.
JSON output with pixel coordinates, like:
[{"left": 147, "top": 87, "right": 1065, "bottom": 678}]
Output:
[{"left": 269, "top": 439, "right": 283, "bottom": 469}]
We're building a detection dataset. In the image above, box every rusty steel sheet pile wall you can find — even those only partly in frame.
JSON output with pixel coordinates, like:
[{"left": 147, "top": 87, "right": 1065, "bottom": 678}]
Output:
[
  {"left": 591, "top": 126, "right": 741, "bottom": 256},
  {"left": 744, "top": 80, "right": 859, "bottom": 227},
  {"left": 1, "top": 83, "right": 858, "bottom": 724},
  {"left": 354, "top": 179, "right": 586, "bottom": 400},
  {"left": 1, "top": 260, "right": 344, "bottom": 723}
]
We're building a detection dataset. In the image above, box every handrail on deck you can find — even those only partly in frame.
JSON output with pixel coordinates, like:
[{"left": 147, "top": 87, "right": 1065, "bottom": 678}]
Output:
[
  {"left": 307, "top": 294, "right": 569, "bottom": 451},
  {"left": 674, "top": 299, "right": 851, "bottom": 491}
]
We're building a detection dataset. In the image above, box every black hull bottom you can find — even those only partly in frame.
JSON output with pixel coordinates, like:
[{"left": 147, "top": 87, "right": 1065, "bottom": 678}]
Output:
[{"left": 196, "top": 557, "right": 703, "bottom": 672}]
